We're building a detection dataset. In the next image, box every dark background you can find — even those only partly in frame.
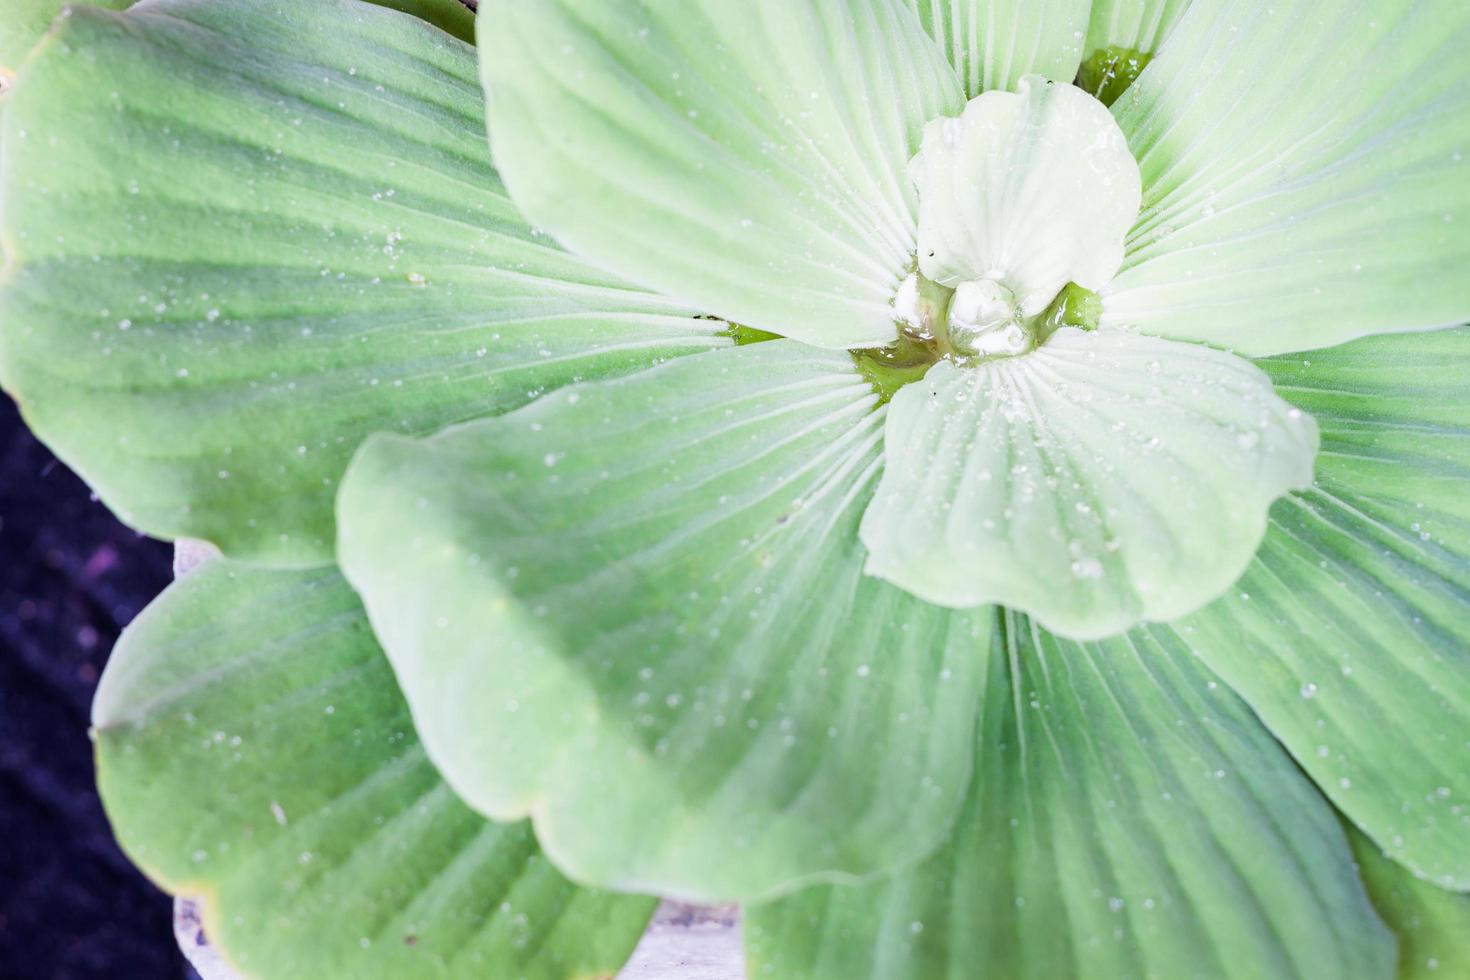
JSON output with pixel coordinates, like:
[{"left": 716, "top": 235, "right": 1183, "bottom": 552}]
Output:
[{"left": 1, "top": 394, "right": 186, "bottom": 978}]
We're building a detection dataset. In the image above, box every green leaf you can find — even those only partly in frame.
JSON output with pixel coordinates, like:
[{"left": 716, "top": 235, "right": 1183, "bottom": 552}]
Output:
[
  {"left": 1350, "top": 825, "right": 1470, "bottom": 979},
  {"left": 0, "top": 1, "right": 474, "bottom": 76},
  {"left": 859, "top": 328, "right": 1318, "bottom": 639},
  {"left": 0, "top": 0, "right": 724, "bottom": 566},
  {"left": 1, "top": 1, "right": 124, "bottom": 76},
  {"left": 337, "top": 341, "right": 991, "bottom": 901},
  {"left": 900, "top": 0, "right": 1092, "bottom": 97},
  {"left": 94, "top": 560, "right": 655, "bottom": 980},
  {"left": 1173, "top": 326, "right": 1470, "bottom": 889},
  {"left": 746, "top": 610, "right": 1395, "bottom": 980},
  {"left": 1103, "top": 0, "right": 1470, "bottom": 356},
  {"left": 910, "top": 76, "right": 1141, "bottom": 315},
  {"left": 477, "top": 0, "right": 963, "bottom": 350},
  {"left": 1083, "top": 0, "right": 1193, "bottom": 59}
]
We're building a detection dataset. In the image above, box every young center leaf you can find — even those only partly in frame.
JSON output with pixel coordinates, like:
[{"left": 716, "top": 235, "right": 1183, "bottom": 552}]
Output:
[{"left": 860, "top": 328, "right": 1318, "bottom": 638}]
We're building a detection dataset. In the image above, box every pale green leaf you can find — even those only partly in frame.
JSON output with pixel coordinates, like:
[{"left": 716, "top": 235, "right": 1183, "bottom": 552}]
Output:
[
  {"left": 1351, "top": 825, "right": 1470, "bottom": 979},
  {"left": 900, "top": 0, "right": 1092, "bottom": 97},
  {"left": 1084, "top": 0, "right": 1193, "bottom": 57},
  {"left": 1174, "top": 326, "right": 1470, "bottom": 889},
  {"left": 0, "top": 0, "right": 130, "bottom": 75},
  {"left": 1104, "top": 0, "right": 1470, "bottom": 356},
  {"left": 859, "top": 328, "right": 1318, "bottom": 639},
  {"left": 0, "top": 0, "right": 474, "bottom": 76},
  {"left": 1076, "top": 0, "right": 1194, "bottom": 106},
  {"left": 94, "top": 560, "right": 655, "bottom": 980},
  {"left": 0, "top": 0, "right": 723, "bottom": 565},
  {"left": 477, "top": 0, "right": 963, "bottom": 349},
  {"left": 746, "top": 610, "right": 1394, "bottom": 979},
  {"left": 337, "top": 341, "right": 991, "bottom": 901},
  {"left": 911, "top": 77, "right": 1141, "bottom": 315}
]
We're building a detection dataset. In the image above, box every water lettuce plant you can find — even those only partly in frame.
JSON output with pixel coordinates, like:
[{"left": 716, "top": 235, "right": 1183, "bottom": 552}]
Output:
[{"left": 2, "top": 0, "right": 1468, "bottom": 976}]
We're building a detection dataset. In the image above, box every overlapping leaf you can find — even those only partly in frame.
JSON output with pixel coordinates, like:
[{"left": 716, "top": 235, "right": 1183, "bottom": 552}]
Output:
[
  {"left": 0, "top": 0, "right": 130, "bottom": 72},
  {"left": 746, "top": 610, "right": 1394, "bottom": 979},
  {"left": 338, "top": 342, "right": 990, "bottom": 901},
  {"left": 1084, "top": 0, "right": 1194, "bottom": 57},
  {"left": 478, "top": 0, "right": 963, "bottom": 349},
  {"left": 1176, "top": 327, "right": 1470, "bottom": 889},
  {"left": 861, "top": 328, "right": 1317, "bottom": 638},
  {"left": 365, "top": 0, "right": 477, "bottom": 42},
  {"left": 1105, "top": 0, "right": 1470, "bottom": 355},
  {"left": 0, "top": 0, "right": 722, "bottom": 565},
  {"left": 1076, "top": 0, "right": 1194, "bottom": 104},
  {"left": 1351, "top": 827, "right": 1470, "bottom": 979},
  {"left": 901, "top": 0, "right": 1092, "bottom": 96},
  {"left": 95, "top": 561, "right": 655, "bottom": 980}
]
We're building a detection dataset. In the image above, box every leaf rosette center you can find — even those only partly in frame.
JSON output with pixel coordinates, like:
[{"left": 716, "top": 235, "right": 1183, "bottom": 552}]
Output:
[
  {"left": 857, "top": 77, "right": 1320, "bottom": 639},
  {"left": 880, "top": 76, "right": 1139, "bottom": 374}
]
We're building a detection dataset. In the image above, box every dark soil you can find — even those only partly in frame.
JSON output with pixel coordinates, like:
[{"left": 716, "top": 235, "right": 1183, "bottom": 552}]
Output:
[{"left": 1, "top": 394, "right": 186, "bottom": 979}]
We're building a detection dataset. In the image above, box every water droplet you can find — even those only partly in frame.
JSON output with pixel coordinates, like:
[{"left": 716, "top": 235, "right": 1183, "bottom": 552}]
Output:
[{"left": 1070, "top": 557, "right": 1103, "bottom": 580}]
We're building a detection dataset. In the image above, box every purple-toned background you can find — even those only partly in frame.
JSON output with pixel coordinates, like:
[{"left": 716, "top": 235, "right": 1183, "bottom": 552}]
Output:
[{"left": 1, "top": 394, "right": 186, "bottom": 978}]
